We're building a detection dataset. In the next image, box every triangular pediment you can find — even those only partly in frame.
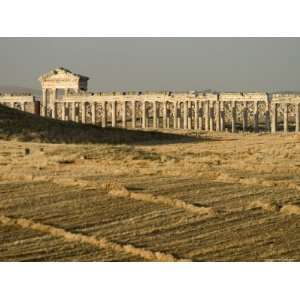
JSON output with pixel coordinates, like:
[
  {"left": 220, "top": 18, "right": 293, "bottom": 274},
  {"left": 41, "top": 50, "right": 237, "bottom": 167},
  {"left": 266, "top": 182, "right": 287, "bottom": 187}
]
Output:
[{"left": 38, "top": 67, "right": 89, "bottom": 82}]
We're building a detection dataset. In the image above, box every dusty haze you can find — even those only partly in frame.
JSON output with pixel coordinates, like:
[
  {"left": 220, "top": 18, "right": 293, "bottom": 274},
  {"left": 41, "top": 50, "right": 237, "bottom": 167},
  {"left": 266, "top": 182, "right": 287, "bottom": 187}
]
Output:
[{"left": 1, "top": 38, "right": 300, "bottom": 92}]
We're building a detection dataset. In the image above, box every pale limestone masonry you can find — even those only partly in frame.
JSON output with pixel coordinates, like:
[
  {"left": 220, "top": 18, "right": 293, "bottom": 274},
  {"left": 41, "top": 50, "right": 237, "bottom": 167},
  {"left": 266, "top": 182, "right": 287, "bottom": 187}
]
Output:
[
  {"left": 0, "top": 94, "right": 39, "bottom": 114},
  {"left": 271, "top": 94, "right": 300, "bottom": 133},
  {"left": 2, "top": 67, "right": 300, "bottom": 133},
  {"left": 38, "top": 67, "right": 88, "bottom": 118},
  {"left": 37, "top": 68, "right": 300, "bottom": 133}
]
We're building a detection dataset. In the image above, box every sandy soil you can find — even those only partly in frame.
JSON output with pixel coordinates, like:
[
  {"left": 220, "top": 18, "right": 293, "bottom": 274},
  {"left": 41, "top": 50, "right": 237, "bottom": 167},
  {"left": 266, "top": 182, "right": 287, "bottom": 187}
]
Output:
[{"left": 1, "top": 129, "right": 300, "bottom": 261}]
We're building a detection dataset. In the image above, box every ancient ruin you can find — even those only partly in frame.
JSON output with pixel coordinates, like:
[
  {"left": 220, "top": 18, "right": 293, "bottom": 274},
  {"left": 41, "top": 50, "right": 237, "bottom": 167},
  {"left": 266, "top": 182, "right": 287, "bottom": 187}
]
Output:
[
  {"left": 1, "top": 67, "right": 300, "bottom": 133},
  {"left": 0, "top": 94, "right": 39, "bottom": 115}
]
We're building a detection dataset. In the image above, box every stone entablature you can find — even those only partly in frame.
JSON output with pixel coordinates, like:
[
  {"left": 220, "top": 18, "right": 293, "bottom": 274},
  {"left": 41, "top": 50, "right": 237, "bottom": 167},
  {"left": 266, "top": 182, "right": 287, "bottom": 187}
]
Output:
[
  {"left": 62, "top": 93, "right": 218, "bottom": 102},
  {"left": 272, "top": 93, "right": 300, "bottom": 103},
  {"left": 219, "top": 92, "right": 268, "bottom": 102}
]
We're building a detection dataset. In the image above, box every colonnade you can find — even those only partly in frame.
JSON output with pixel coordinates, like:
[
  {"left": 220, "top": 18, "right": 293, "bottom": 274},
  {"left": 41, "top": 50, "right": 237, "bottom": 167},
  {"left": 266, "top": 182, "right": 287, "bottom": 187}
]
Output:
[
  {"left": 0, "top": 94, "right": 41, "bottom": 115},
  {"left": 28, "top": 68, "right": 300, "bottom": 134},
  {"left": 51, "top": 99, "right": 279, "bottom": 132},
  {"left": 0, "top": 100, "right": 28, "bottom": 112},
  {"left": 2, "top": 95, "right": 300, "bottom": 133},
  {"left": 271, "top": 102, "right": 300, "bottom": 133}
]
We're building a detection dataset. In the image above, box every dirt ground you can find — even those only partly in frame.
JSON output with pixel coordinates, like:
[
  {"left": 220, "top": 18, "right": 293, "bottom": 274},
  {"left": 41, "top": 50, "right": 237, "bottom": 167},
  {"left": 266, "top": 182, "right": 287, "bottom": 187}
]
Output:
[{"left": 1, "top": 130, "right": 300, "bottom": 261}]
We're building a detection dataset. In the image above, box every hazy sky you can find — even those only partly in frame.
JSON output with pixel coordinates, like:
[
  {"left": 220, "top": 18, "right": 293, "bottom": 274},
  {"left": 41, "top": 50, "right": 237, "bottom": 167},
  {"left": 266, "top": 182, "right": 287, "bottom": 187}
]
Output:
[{"left": 1, "top": 38, "right": 300, "bottom": 92}]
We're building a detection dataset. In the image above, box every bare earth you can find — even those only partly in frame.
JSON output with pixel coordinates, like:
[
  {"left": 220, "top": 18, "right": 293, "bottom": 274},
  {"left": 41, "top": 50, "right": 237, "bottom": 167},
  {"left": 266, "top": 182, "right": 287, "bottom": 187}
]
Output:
[{"left": 1, "top": 129, "right": 300, "bottom": 261}]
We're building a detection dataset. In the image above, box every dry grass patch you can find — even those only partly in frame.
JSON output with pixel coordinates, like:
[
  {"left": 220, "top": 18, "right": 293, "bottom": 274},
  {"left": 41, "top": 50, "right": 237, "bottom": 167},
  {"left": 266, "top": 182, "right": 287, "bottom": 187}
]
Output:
[
  {"left": 280, "top": 205, "right": 300, "bottom": 216},
  {"left": 1, "top": 127, "right": 300, "bottom": 261},
  {"left": 0, "top": 214, "right": 185, "bottom": 262}
]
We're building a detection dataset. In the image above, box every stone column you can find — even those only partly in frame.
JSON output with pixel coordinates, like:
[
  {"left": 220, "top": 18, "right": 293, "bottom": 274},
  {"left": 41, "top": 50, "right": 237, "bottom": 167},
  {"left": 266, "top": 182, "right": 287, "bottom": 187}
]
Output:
[
  {"left": 43, "top": 106, "right": 47, "bottom": 117},
  {"left": 271, "top": 102, "right": 277, "bottom": 133},
  {"left": 254, "top": 101, "right": 259, "bottom": 132},
  {"left": 52, "top": 89, "right": 56, "bottom": 118},
  {"left": 162, "top": 101, "right": 167, "bottom": 129},
  {"left": 166, "top": 107, "right": 170, "bottom": 128},
  {"left": 91, "top": 102, "right": 96, "bottom": 124},
  {"left": 199, "top": 102, "right": 203, "bottom": 130},
  {"left": 132, "top": 100, "right": 136, "bottom": 128},
  {"left": 64, "top": 88, "right": 68, "bottom": 120},
  {"left": 52, "top": 102, "right": 57, "bottom": 119},
  {"left": 205, "top": 101, "right": 210, "bottom": 131},
  {"left": 220, "top": 101, "right": 225, "bottom": 131},
  {"left": 81, "top": 102, "right": 86, "bottom": 124},
  {"left": 62, "top": 103, "right": 66, "bottom": 121},
  {"left": 295, "top": 103, "right": 300, "bottom": 132},
  {"left": 65, "top": 103, "right": 69, "bottom": 121},
  {"left": 102, "top": 101, "right": 107, "bottom": 128},
  {"left": 242, "top": 102, "right": 248, "bottom": 132},
  {"left": 21, "top": 102, "right": 25, "bottom": 112},
  {"left": 194, "top": 101, "right": 199, "bottom": 130},
  {"left": 215, "top": 101, "right": 221, "bottom": 131},
  {"left": 75, "top": 103, "right": 79, "bottom": 123},
  {"left": 122, "top": 101, "right": 127, "bottom": 128},
  {"left": 111, "top": 101, "right": 116, "bottom": 127},
  {"left": 173, "top": 102, "right": 178, "bottom": 129},
  {"left": 152, "top": 101, "right": 157, "bottom": 128},
  {"left": 231, "top": 101, "right": 236, "bottom": 133},
  {"left": 183, "top": 101, "right": 188, "bottom": 129},
  {"left": 177, "top": 103, "right": 181, "bottom": 129},
  {"left": 72, "top": 102, "right": 76, "bottom": 121},
  {"left": 187, "top": 101, "right": 192, "bottom": 130},
  {"left": 10, "top": 102, "right": 14, "bottom": 109},
  {"left": 42, "top": 89, "right": 46, "bottom": 116},
  {"left": 265, "top": 103, "right": 271, "bottom": 132},
  {"left": 142, "top": 101, "right": 147, "bottom": 128},
  {"left": 283, "top": 103, "right": 288, "bottom": 133},
  {"left": 209, "top": 101, "right": 214, "bottom": 131}
]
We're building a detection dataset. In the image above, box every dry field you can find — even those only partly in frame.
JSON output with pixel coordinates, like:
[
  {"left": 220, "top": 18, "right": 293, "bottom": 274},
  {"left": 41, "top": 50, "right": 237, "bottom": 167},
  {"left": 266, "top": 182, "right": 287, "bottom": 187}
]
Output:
[{"left": 1, "top": 105, "right": 300, "bottom": 261}]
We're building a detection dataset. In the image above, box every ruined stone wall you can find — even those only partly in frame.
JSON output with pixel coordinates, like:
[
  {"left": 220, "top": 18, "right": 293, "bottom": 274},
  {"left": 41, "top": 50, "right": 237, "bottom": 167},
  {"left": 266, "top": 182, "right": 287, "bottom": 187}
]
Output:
[{"left": 0, "top": 94, "right": 39, "bottom": 114}]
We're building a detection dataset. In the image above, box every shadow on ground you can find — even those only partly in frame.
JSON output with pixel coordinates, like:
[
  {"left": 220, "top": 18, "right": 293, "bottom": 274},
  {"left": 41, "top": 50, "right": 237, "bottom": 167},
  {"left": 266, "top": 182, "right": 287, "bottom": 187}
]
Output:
[{"left": 0, "top": 105, "right": 223, "bottom": 145}]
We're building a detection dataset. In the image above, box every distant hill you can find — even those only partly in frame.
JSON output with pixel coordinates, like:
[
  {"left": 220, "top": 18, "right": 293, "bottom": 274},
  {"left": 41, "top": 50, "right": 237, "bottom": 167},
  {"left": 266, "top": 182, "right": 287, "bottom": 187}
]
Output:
[
  {"left": 0, "top": 104, "right": 196, "bottom": 145},
  {"left": 0, "top": 86, "right": 41, "bottom": 96}
]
